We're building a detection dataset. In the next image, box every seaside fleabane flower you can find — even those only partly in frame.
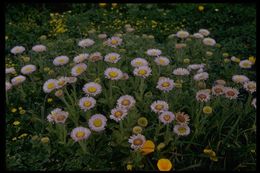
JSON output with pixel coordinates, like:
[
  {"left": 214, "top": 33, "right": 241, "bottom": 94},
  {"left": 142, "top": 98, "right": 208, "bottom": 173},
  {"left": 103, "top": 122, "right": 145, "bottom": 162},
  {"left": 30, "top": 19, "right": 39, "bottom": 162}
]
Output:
[
  {"left": 154, "top": 56, "right": 170, "bottom": 66},
  {"left": 175, "top": 112, "right": 190, "bottom": 125},
  {"left": 203, "top": 37, "right": 216, "bottom": 46},
  {"left": 88, "top": 114, "right": 107, "bottom": 132},
  {"left": 53, "top": 56, "right": 69, "bottom": 66},
  {"left": 11, "top": 46, "right": 25, "bottom": 55},
  {"left": 104, "top": 67, "right": 123, "bottom": 80},
  {"left": 78, "top": 38, "right": 95, "bottom": 48},
  {"left": 6, "top": 81, "right": 12, "bottom": 91},
  {"left": 199, "top": 29, "right": 210, "bottom": 36},
  {"left": 176, "top": 30, "right": 189, "bottom": 39},
  {"left": 193, "top": 72, "right": 209, "bottom": 81},
  {"left": 82, "top": 82, "right": 102, "bottom": 96},
  {"left": 224, "top": 87, "right": 239, "bottom": 99},
  {"left": 128, "top": 134, "right": 146, "bottom": 150},
  {"left": 173, "top": 68, "right": 190, "bottom": 76},
  {"left": 32, "top": 44, "right": 47, "bottom": 52},
  {"left": 11, "top": 75, "right": 26, "bottom": 86},
  {"left": 88, "top": 52, "right": 103, "bottom": 62},
  {"left": 146, "top": 48, "right": 162, "bottom": 57},
  {"left": 239, "top": 60, "right": 252, "bottom": 69},
  {"left": 21, "top": 64, "right": 37, "bottom": 75},
  {"left": 214, "top": 79, "right": 226, "bottom": 86},
  {"left": 150, "top": 100, "right": 169, "bottom": 114},
  {"left": 211, "top": 85, "right": 225, "bottom": 96},
  {"left": 133, "top": 66, "right": 152, "bottom": 78},
  {"left": 6, "top": 67, "right": 16, "bottom": 74},
  {"left": 243, "top": 81, "right": 256, "bottom": 93},
  {"left": 78, "top": 97, "right": 96, "bottom": 111},
  {"left": 73, "top": 53, "right": 89, "bottom": 64},
  {"left": 109, "top": 107, "right": 128, "bottom": 122},
  {"left": 196, "top": 90, "right": 210, "bottom": 102},
  {"left": 47, "top": 108, "right": 69, "bottom": 124},
  {"left": 187, "top": 64, "right": 205, "bottom": 71},
  {"left": 56, "top": 77, "right": 68, "bottom": 89},
  {"left": 117, "top": 95, "right": 136, "bottom": 110},
  {"left": 71, "top": 63, "right": 87, "bottom": 76},
  {"left": 159, "top": 111, "right": 175, "bottom": 125},
  {"left": 104, "top": 52, "right": 121, "bottom": 63},
  {"left": 131, "top": 58, "right": 149, "bottom": 67},
  {"left": 43, "top": 79, "right": 57, "bottom": 93},
  {"left": 173, "top": 124, "right": 191, "bottom": 136},
  {"left": 157, "top": 158, "right": 172, "bottom": 171},
  {"left": 71, "top": 127, "right": 91, "bottom": 142},
  {"left": 156, "top": 77, "right": 175, "bottom": 92},
  {"left": 141, "top": 140, "right": 155, "bottom": 155},
  {"left": 105, "top": 36, "right": 122, "bottom": 48},
  {"left": 232, "top": 75, "right": 249, "bottom": 84}
]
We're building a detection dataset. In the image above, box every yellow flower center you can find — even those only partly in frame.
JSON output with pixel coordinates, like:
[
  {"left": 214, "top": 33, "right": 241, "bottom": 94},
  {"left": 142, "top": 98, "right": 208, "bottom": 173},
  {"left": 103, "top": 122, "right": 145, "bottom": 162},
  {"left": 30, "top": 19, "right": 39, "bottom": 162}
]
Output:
[
  {"left": 248, "top": 83, "right": 256, "bottom": 90},
  {"left": 93, "top": 118, "right": 102, "bottom": 127},
  {"left": 25, "top": 67, "right": 32, "bottom": 72},
  {"left": 214, "top": 88, "right": 223, "bottom": 93},
  {"left": 159, "top": 59, "right": 165, "bottom": 64},
  {"left": 87, "top": 87, "right": 97, "bottom": 93},
  {"left": 111, "top": 39, "right": 118, "bottom": 45},
  {"left": 133, "top": 138, "right": 143, "bottom": 145},
  {"left": 198, "top": 94, "right": 207, "bottom": 99},
  {"left": 135, "top": 61, "right": 143, "bottom": 65},
  {"left": 138, "top": 69, "right": 147, "bottom": 75},
  {"left": 176, "top": 115, "right": 185, "bottom": 123},
  {"left": 155, "top": 104, "right": 163, "bottom": 110},
  {"left": 109, "top": 56, "right": 117, "bottom": 61},
  {"left": 47, "top": 82, "right": 55, "bottom": 89},
  {"left": 178, "top": 127, "right": 187, "bottom": 134},
  {"left": 58, "top": 80, "right": 65, "bottom": 86},
  {"left": 84, "top": 101, "right": 92, "bottom": 107},
  {"left": 226, "top": 91, "right": 235, "bottom": 96},
  {"left": 162, "top": 82, "right": 170, "bottom": 87},
  {"left": 76, "top": 67, "right": 83, "bottom": 74},
  {"left": 122, "top": 99, "right": 130, "bottom": 106},
  {"left": 76, "top": 131, "right": 85, "bottom": 138},
  {"left": 163, "top": 115, "right": 171, "bottom": 121},
  {"left": 242, "top": 62, "right": 250, "bottom": 67},
  {"left": 58, "top": 59, "right": 65, "bottom": 63},
  {"left": 115, "top": 111, "right": 123, "bottom": 118},
  {"left": 55, "top": 115, "right": 65, "bottom": 121},
  {"left": 109, "top": 71, "right": 118, "bottom": 78}
]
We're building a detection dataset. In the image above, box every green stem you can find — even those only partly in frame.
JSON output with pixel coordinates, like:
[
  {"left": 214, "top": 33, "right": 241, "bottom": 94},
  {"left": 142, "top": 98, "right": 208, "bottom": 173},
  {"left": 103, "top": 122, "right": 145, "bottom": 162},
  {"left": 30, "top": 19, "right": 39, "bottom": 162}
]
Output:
[
  {"left": 140, "top": 78, "right": 145, "bottom": 101},
  {"left": 79, "top": 140, "right": 87, "bottom": 154},
  {"left": 109, "top": 80, "right": 113, "bottom": 109}
]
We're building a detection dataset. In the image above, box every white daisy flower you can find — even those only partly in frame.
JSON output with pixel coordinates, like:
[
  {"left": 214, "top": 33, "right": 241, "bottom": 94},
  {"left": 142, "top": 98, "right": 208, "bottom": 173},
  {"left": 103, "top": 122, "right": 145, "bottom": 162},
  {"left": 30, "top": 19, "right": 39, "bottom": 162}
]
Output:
[
  {"left": 156, "top": 77, "right": 174, "bottom": 92},
  {"left": 6, "top": 67, "right": 16, "bottom": 74},
  {"left": 78, "top": 38, "right": 95, "bottom": 48},
  {"left": 150, "top": 100, "right": 169, "bottom": 114},
  {"left": 176, "top": 30, "right": 189, "bottom": 39},
  {"left": 214, "top": 79, "right": 226, "bottom": 86},
  {"left": 73, "top": 53, "right": 89, "bottom": 64},
  {"left": 66, "top": 76, "right": 78, "bottom": 84},
  {"left": 173, "top": 124, "right": 191, "bottom": 136},
  {"left": 173, "top": 68, "right": 190, "bottom": 76},
  {"left": 56, "top": 77, "right": 68, "bottom": 89},
  {"left": 239, "top": 60, "right": 252, "bottom": 69},
  {"left": 232, "top": 75, "right": 249, "bottom": 84},
  {"left": 175, "top": 112, "right": 190, "bottom": 125},
  {"left": 202, "top": 38, "right": 216, "bottom": 46},
  {"left": 117, "top": 95, "right": 136, "bottom": 110},
  {"left": 224, "top": 87, "right": 239, "bottom": 100},
  {"left": 192, "top": 33, "right": 204, "bottom": 39},
  {"left": 11, "top": 75, "right": 26, "bottom": 86},
  {"left": 211, "top": 85, "right": 225, "bottom": 96},
  {"left": 159, "top": 111, "right": 175, "bottom": 124},
  {"left": 128, "top": 134, "right": 146, "bottom": 150},
  {"left": 6, "top": 81, "right": 12, "bottom": 92},
  {"left": 243, "top": 81, "right": 256, "bottom": 93},
  {"left": 71, "top": 127, "right": 91, "bottom": 142},
  {"left": 88, "top": 114, "right": 107, "bottom": 132},
  {"left": 104, "top": 53, "right": 121, "bottom": 63},
  {"left": 71, "top": 63, "right": 87, "bottom": 76},
  {"left": 43, "top": 79, "right": 57, "bottom": 93},
  {"left": 121, "top": 73, "right": 129, "bottom": 80},
  {"left": 47, "top": 108, "right": 69, "bottom": 124},
  {"left": 82, "top": 82, "right": 102, "bottom": 96},
  {"left": 78, "top": 97, "right": 96, "bottom": 111},
  {"left": 197, "top": 68, "right": 204, "bottom": 74},
  {"left": 88, "top": 52, "right": 103, "bottom": 62},
  {"left": 131, "top": 58, "right": 149, "bottom": 67},
  {"left": 105, "top": 36, "right": 123, "bottom": 48},
  {"left": 104, "top": 67, "right": 123, "bottom": 80},
  {"left": 199, "top": 29, "right": 210, "bottom": 36},
  {"left": 146, "top": 49, "right": 162, "bottom": 57},
  {"left": 196, "top": 90, "right": 210, "bottom": 102},
  {"left": 53, "top": 56, "right": 69, "bottom": 66},
  {"left": 154, "top": 56, "right": 170, "bottom": 66},
  {"left": 32, "top": 44, "right": 47, "bottom": 52},
  {"left": 252, "top": 98, "right": 256, "bottom": 109},
  {"left": 11, "top": 46, "right": 25, "bottom": 55},
  {"left": 133, "top": 66, "right": 152, "bottom": 78},
  {"left": 193, "top": 72, "right": 209, "bottom": 81},
  {"left": 110, "top": 107, "right": 128, "bottom": 122},
  {"left": 21, "top": 64, "right": 36, "bottom": 75}
]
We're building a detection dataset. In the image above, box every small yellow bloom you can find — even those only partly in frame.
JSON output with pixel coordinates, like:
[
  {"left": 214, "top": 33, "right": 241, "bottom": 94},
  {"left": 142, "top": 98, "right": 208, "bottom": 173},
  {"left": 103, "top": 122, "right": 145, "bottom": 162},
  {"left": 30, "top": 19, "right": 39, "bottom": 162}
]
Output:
[
  {"left": 127, "top": 164, "right": 133, "bottom": 171},
  {"left": 141, "top": 140, "right": 155, "bottom": 155},
  {"left": 13, "top": 121, "right": 20, "bottom": 126},
  {"left": 18, "top": 107, "right": 23, "bottom": 110},
  {"left": 248, "top": 56, "right": 256, "bottom": 64},
  {"left": 47, "top": 98, "right": 53, "bottom": 103},
  {"left": 203, "top": 106, "right": 213, "bottom": 114},
  {"left": 132, "top": 126, "right": 143, "bottom": 134},
  {"left": 18, "top": 133, "right": 28, "bottom": 139},
  {"left": 94, "top": 78, "right": 101, "bottom": 83},
  {"left": 22, "top": 56, "right": 30, "bottom": 62},
  {"left": 183, "top": 58, "right": 190, "bottom": 64},
  {"left": 11, "top": 108, "right": 17, "bottom": 113},
  {"left": 41, "top": 137, "right": 50, "bottom": 144},
  {"left": 222, "top": 53, "right": 229, "bottom": 58},
  {"left": 198, "top": 5, "right": 204, "bottom": 11},
  {"left": 137, "top": 117, "right": 148, "bottom": 127},
  {"left": 19, "top": 110, "right": 26, "bottom": 115},
  {"left": 157, "top": 143, "right": 166, "bottom": 151},
  {"left": 157, "top": 158, "right": 172, "bottom": 171}
]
